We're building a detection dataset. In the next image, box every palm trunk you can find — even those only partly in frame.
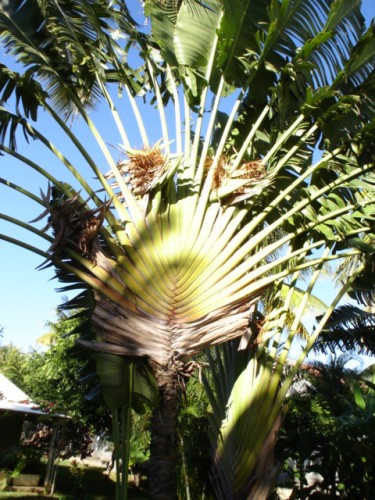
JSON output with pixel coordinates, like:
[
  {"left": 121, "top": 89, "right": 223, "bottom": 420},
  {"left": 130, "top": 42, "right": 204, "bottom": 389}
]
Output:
[{"left": 149, "top": 361, "right": 179, "bottom": 500}]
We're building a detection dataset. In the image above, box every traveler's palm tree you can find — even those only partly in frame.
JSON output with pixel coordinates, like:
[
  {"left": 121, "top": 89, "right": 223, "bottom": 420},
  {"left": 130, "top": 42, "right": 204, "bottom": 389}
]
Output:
[{"left": 1, "top": 0, "right": 375, "bottom": 497}]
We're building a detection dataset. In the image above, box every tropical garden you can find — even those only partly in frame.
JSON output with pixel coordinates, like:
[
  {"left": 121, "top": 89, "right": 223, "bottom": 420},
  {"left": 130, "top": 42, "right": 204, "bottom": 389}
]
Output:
[{"left": 0, "top": 0, "right": 374, "bottom": 498}]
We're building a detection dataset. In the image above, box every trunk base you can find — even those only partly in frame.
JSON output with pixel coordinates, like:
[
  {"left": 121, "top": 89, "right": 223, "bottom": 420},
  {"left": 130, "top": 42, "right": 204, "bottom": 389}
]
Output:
[{"left": 149, "top": 361, "right": 179, "bottom": 500}]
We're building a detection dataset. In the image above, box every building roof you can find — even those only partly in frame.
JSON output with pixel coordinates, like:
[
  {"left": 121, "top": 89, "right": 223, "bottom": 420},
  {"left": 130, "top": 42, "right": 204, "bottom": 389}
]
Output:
[
  {"left": 0, "top": 372, "right": 31, "bottom": 404},
  {"left": 0, "top": 372, "right": 64, "bottom": 417}
]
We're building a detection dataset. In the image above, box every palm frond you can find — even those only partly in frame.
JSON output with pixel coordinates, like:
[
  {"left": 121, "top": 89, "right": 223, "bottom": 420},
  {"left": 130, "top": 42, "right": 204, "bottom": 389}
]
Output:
[{"left": 314, "top": 304, "right": 375, "bottom": 356}]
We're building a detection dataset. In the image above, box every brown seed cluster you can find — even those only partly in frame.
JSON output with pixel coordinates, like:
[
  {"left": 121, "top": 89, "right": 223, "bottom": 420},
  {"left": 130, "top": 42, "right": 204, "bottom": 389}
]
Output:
[
  {"left": 205, "top": 156, "right": 266, "bottom": 193},
  {"left": 43, "top": 192, "right": 108, "bottom": 260},
  {"left": 241, "top": 160, "right": 266, "bottom": 182},
  {"left": 204, "top": 155, "right": 228, "bottom": 190},
  {"left": 112, "top": 146, "right": 166, "bottom": 197}
]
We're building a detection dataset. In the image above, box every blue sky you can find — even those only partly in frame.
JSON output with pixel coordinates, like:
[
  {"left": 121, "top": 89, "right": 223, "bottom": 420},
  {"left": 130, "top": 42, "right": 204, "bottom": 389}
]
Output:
[{"left": 0, "top": 1, "right": 374, "bottom": 351}]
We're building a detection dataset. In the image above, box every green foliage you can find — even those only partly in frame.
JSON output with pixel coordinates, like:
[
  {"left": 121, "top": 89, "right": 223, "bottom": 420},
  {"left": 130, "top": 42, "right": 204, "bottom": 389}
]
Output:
[
  {"left": 277, "top": 357, "right": 375, "bottom": 498},
  {"left": 23, "top": 316, "right": 109, "bottom": 432},
  {"left": 1, "top": 311, "right": 112, "bottom": 460},
  {"left": 314, "top": 304, "right": 375, "bottom": 356},
  {"left": 0, "top": 343, "right": 29, "bottom": 385},
  {"left": 177, "top": 374, "right": 213, "bottom": 498}
]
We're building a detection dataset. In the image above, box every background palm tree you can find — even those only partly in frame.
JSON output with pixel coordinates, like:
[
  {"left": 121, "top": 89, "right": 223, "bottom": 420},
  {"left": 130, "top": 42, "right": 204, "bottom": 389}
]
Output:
[
  {"left": 1, "top": 0, "right": 375, "bottom": 497},
  {"left": 314, "top": 304, "right": 375, "bottom": 356}
]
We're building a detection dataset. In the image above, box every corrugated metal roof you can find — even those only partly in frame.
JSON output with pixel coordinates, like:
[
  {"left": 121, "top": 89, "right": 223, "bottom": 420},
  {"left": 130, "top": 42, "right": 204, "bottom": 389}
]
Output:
[
  {"left": 0, "top": 373, "right": 66, "bottom": 417},
  {"left": 0, "top": 400, "right": 48, "bottom": 415}
]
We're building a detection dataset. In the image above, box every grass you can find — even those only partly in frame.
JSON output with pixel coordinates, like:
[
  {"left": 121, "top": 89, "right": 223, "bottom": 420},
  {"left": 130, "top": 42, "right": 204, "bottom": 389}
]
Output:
[{"left": 0, "top": 462, "right": 149, "bottom": 499}]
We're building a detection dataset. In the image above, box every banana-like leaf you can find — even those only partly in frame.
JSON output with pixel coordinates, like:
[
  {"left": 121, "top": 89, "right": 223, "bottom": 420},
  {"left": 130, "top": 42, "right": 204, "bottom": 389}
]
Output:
[
  {"left": 208, "top": 354, "right": 282, "bottom": 498},
  {"left": 95, "top": 352, "right": 158, "bottom": 413}
]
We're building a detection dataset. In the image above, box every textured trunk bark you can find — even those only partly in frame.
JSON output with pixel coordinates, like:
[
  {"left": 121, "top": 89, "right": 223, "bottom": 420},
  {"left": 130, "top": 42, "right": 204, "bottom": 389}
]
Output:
[{"left": 149, "top": 362, "right": 179, "bottom": 500}]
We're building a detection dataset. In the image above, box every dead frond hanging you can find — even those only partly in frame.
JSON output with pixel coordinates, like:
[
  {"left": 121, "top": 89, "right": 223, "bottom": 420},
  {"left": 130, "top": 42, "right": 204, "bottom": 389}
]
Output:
[{"left": 36, "top": 186, "right": 109, "bottom": 261}]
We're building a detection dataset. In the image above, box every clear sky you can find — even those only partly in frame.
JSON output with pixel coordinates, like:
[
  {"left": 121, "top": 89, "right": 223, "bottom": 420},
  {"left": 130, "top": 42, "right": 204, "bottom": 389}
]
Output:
[{"left": 0, "top": 1, "right": 374, "bottom": 352}]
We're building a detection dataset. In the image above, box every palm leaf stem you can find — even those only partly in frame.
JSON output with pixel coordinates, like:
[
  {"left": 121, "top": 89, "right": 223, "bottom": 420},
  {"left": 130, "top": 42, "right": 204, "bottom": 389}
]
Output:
[
  {"left": 125, "top": 85, "right": 149, "bottom": 147},
  {"left": 218, "top": 250, "right": 361, "bottom": 315},
  {"left": 112, "top": 409, "right": 121, "bottom": 500},
  {"left": 166, "top": 65, "right": 182, "bottom": 154},
  {"left": 189, "top": 82, "right": 209, "bottom": 176},
  {"left": 196, "top": 75, "right": 226, "bottom": 184},
  {"left": 268, "top": 247, "right": 331, "bottom": 391},
  {"left": 183, "top": 94, "right": 191, "bottom": 167},
  {"left": 344, "top": 227, "right": 373, "bottom": 238},
  {"left": 181, "top": 103, "right": 270, "bottom": 267},
  {"left": 266, "top": 116, "right": 314, "bottom": 167},
  {"left": 213, "top": 89, "right": 244, "bottom": 165},
  {"left": 190, "top": 12, "right": 222, "bottom": 176},
  {"left": 0, "top": 144, "right": 67, "bottom": 195},
  {"left": 146, "top": 59, "right": 170, "bottom": 153},
  {"left": 266, "top": 123, "right": 319, "bottom": 173},
  {"left": 0, "top": 234, "right": 50, "bottom": 259},
  {"left": 0, "top": 213, "right": 53, "bottom": 242},
  {"left": 0, "top": 178, "right": 44, "bottom": 206},
  {"left": 266, "top": 258, "right": 306, "bottom": 362},
  {"left": 242, "top": 160, "right": 375, "bottom": 252},
  {"left": 68, "top": 99, "right": 135, "bottom": 224},
  {"left": 226, "top": 102, "right": 271, "bottom": 172},
  {"left": 41, "top": 102, "right": 121, "bottom": 208},
  {"left": 96, "top": 76, "right": 132, "bottom": 151}
]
